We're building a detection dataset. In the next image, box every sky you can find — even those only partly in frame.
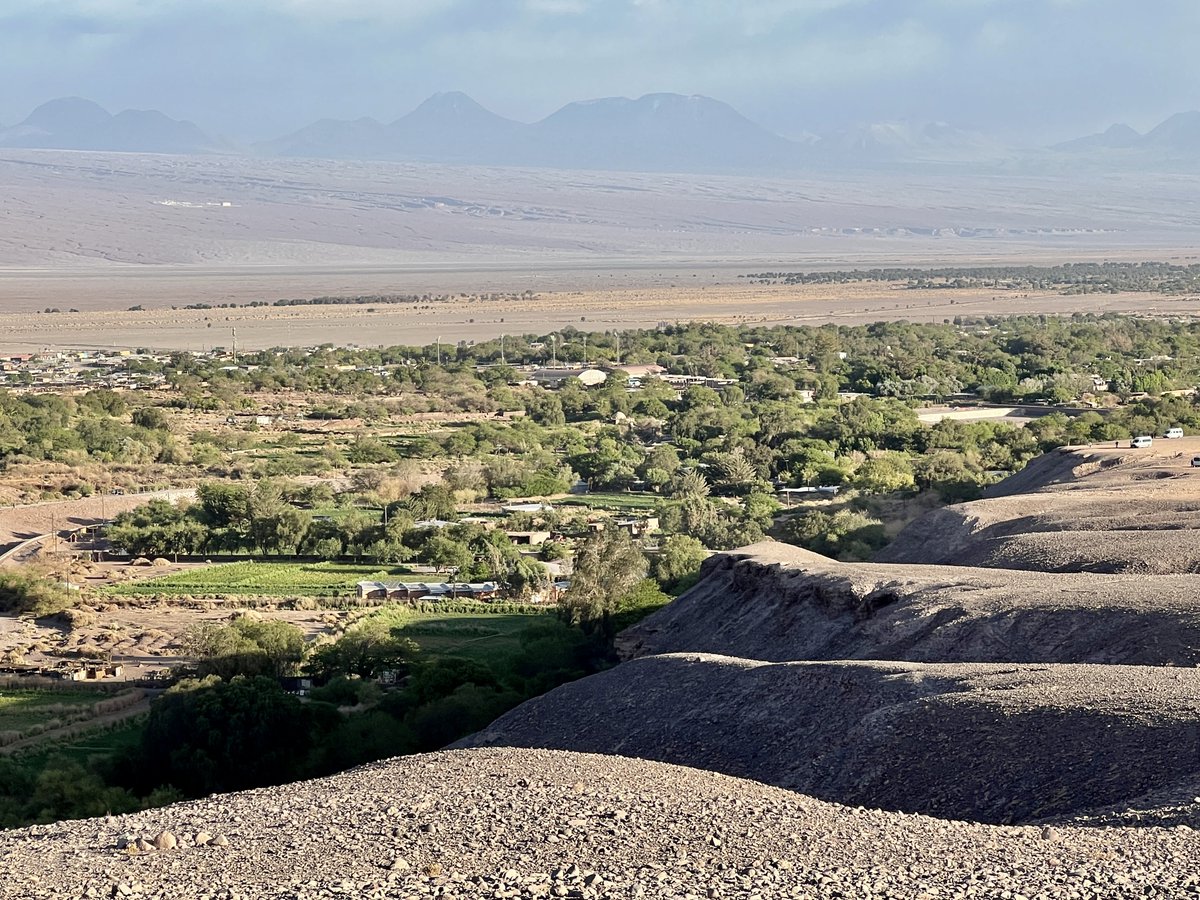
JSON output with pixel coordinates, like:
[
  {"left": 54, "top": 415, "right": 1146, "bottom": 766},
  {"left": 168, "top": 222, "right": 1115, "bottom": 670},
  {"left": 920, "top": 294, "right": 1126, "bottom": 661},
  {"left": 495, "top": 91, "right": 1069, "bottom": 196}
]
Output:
[{"left": 0, "top": 0, "right": 1195, "bottom": 143}]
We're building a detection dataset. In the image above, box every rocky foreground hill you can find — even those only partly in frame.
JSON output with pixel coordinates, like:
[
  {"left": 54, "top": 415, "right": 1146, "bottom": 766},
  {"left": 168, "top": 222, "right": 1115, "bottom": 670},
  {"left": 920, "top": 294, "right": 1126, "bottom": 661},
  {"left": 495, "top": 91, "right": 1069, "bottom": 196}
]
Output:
[
  {"left": 3, "top": 748, "right": 1200, "bottom": 900},
  {"left": 458, "top": 443, "right": 1200, "bottom": 872},
  {"left": 9, "top": 443, "right": 1200, "bottom": 898},
  {"left": 614, "top": 541, "right": 1200, "bottom": 665},
  {"left": 465, "top": 655, "right": 1200, "bottom": 823}
]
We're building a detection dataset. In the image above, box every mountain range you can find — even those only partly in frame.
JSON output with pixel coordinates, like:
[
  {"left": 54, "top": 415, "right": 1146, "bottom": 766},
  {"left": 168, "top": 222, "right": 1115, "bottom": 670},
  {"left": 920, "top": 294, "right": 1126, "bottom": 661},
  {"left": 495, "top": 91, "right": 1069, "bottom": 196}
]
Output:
[
  {"left": 3, "top": 93, "right": 1200, "bottom": 173},
  {"left": 0, "top": 97, "right": 221, "bottom": 154},
  {"left": 257, "top": 91, "right": 800, "bottom": 171}
]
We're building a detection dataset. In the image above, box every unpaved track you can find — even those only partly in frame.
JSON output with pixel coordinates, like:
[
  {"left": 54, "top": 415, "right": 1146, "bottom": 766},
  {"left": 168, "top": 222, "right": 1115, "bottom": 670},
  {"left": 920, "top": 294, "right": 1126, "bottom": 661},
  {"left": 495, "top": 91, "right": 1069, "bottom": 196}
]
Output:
[
  {"left": 1, "top": 283, "right": 1200, "bottom": 353},
  {"left": 0, "top": 489, "right": 193, "bottom": 556}
]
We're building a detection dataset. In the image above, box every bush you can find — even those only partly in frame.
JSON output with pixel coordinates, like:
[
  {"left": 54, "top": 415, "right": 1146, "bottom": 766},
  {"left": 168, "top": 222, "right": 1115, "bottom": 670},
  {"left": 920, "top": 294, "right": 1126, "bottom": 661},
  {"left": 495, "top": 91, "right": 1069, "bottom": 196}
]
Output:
[
  {"left": 0, "top": 571, "right": 76, "bottom": 616},
  {"left": 779, "top": 508, "right": 888, "bottom": 561},
  {"left": 309, "top": 675, "right": 377, "bottom": 707},
  {"left": 129, "top": 676, "right": 323, "bottom": 797}
]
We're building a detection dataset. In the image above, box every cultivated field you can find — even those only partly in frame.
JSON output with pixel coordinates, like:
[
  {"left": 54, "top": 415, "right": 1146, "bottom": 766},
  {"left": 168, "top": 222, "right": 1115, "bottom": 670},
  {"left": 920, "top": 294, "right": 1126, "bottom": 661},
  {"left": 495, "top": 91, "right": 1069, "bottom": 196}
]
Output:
[
  {"left": 0, "top": 687, "right": 109, "bottom": 733},
  {"left": 107, "top": 561, "right": 425, "bottom": 598},
  {"left": 393, "top": 612, "right": 549, "bottom": 663}
]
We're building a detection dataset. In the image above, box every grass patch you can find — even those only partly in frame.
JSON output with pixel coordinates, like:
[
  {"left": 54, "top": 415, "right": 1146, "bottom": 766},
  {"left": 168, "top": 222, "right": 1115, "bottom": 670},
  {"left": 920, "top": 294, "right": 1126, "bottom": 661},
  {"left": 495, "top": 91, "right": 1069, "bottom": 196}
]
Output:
[
  {"left": 14, "top": 719, "right": 145, "bottom": 770},
  {"left": 392, "top": 611, "right": 552, "bottom": 663},
  {"left": 109, "top": 561, "right": 428, "bottom": 598},
  {"left": 0, "top": 688, "right": 110, "bottom": 733},
  {"left": 558, "top": 492, "right": 663, "bottom": 511}
]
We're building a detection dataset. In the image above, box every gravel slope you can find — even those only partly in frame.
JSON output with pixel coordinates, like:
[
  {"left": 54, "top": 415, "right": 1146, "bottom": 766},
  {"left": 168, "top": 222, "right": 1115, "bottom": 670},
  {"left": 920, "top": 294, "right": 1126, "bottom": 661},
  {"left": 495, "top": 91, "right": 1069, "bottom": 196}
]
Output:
[
  {"left": 880, "top": 442, "right": 1200, "bottom": 573},
  {"left": 462, "top": 654, "right": 1200, "bottom": 823},
  {"left": 617, "top": 541, "right": 1200, "bottom": 665},
  {"left": 2, "top": 747, "right": 1200, "bottom": 900}
]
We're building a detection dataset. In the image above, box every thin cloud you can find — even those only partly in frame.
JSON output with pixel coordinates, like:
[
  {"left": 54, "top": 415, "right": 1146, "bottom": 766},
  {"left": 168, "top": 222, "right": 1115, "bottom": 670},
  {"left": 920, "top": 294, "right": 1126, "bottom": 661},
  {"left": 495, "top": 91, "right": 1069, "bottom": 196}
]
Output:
[{"left": 0, "top": 0, "right": 1195, "bottom": 141}]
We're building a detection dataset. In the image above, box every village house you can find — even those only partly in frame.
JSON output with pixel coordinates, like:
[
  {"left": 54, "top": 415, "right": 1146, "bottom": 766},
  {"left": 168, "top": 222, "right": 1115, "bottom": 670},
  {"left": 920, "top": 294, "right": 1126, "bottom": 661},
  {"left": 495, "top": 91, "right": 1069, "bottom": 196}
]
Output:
[
  {"left": 505, "top": 530, "right": 552, "bottom": 547},
  {"left": 356, "top": 581, "right": 503, "bottom": 602},
  {"left": 609, "top": 363, "right": 666, "bottom": 379},
  {"left": 65, "top": 664, "right": 125, "bottom": 682},
  {"left": 614, "top": 516, "right": 660, "bottom": 538},
  {"left": 531, "top": 367, "right": 608, "bottom": 387}
]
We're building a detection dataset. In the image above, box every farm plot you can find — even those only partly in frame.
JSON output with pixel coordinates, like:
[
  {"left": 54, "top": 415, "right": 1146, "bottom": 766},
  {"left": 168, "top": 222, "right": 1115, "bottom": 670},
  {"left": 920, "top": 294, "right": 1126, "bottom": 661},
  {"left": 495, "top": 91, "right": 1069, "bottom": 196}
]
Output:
[
  {"left": 395, "top": 613, "right": 551, "bottom": 663},
  {"left": 0, "top": 688, "right": 111, "bottom": 733},
  {"left": 558, "top": 492, "right": 664, "bottom": 512},
  {"left": 109, "top": 561, "right": 426, "bottom": 598}
]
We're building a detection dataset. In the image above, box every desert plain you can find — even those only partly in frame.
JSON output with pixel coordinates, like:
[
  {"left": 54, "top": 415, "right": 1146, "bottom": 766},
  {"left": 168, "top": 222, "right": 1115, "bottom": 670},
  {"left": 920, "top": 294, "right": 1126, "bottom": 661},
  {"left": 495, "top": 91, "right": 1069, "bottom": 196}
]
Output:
[
  {"left": 0, "top": 281, "right": 1198, "bottom": 354},
  {"left": 4, "top": 148, "right": 1200, "bottom": 351}
]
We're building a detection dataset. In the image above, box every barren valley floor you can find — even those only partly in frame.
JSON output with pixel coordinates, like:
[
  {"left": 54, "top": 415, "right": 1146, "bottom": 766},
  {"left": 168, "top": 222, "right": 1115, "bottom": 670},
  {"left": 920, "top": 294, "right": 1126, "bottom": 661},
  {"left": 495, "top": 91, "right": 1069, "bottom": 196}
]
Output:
[{"left": 0, "top": 280, "right": 1195, "bottom": 352}]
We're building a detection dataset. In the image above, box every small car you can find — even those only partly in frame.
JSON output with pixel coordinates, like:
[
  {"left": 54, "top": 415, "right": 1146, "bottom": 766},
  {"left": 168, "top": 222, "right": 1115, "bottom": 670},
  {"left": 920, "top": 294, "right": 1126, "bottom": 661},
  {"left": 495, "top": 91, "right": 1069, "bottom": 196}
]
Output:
[
  {"left": 1192, "top": 456, "right": 1200, "bottom": 468},
  {"left": 1131, "top": 435, "right": 1153, "bottom": 448}
]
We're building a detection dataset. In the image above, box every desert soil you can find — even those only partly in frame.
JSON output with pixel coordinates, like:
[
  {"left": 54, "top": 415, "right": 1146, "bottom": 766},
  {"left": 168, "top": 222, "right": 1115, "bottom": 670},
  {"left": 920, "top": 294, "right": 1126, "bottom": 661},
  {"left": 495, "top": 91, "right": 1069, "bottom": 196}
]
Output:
[
  {"left": 0, "top": 489, "right": 193, "bottom": 552},
  {"left": 4, "top": 147, "right": 1200, "bottom": 351},
  {"left": 463, "top": 655, "right": 1200, "bottom": 823},
  {"left": 615, "top": 538, "right": 1200, "bottom": 666},
  {"left": 2, "top": 747, "right": 1199, "bottom": 899},
  {"left": 878, "top": 439, "right": 1200, "bottom": 572},
  {"left": 0, "top": 282, "right": 1197, "bottom": 353}
]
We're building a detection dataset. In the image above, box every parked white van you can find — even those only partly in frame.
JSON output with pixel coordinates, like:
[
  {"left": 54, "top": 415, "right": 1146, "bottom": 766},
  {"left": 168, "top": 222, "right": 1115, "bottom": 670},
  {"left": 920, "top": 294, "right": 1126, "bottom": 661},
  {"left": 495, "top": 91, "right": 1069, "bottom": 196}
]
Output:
[
  {"left": 1165, "top": 427, "right": 1185, "bottom": 439},
  {"left": 1131, "top": 435, "right": 1154, "bottom": 448}
]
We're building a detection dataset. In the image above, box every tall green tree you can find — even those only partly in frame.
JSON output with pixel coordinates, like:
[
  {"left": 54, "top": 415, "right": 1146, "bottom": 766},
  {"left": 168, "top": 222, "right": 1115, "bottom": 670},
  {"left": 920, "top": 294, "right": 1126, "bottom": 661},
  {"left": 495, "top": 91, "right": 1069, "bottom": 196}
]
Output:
[{"left": 560, "top": 529, "right": 648, "bottom": 635}]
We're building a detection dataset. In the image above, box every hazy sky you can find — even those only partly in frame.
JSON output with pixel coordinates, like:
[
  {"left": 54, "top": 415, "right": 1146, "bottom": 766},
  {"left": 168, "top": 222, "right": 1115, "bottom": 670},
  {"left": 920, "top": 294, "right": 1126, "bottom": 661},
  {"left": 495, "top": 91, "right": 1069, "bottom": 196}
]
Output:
[{"left": 1, "top": 0, "right": 1194, "bottom": 142}]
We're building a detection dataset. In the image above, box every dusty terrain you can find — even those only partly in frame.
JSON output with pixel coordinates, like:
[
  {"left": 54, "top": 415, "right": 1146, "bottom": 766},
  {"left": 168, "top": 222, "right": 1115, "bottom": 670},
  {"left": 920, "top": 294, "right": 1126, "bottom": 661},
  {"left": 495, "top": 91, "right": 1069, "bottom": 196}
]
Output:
[
  {"left": 0, "top": 489, "right": 192, "bottom": 551},
  {"left": 464, "top": 655, "right": 1200, "bottom": 823},
  {"left": 0, "top": 599, "right": 342, "bottom": 677},
  {"left": 4, "top": 148, "right": 1200, "bottom": 350},
  {"left": 614, "top": 540, "right": 1200, "bottom": 666},
  {"left": 3, "top": 747, "right": 1200, "bottom": 900},
  {"left": 3, "top": 281, "right": 1200, "bottom": 353},
  {"left": 4, "top": 150, "right": 1196, "bottom": 280},
  {"left": 878, "top": 439, "right": 1200, "bottom": 572}
]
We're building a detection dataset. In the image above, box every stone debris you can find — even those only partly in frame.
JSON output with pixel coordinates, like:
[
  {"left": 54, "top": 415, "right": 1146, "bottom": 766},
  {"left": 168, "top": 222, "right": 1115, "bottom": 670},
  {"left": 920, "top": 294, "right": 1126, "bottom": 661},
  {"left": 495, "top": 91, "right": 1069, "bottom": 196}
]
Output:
[
  {"left": 463, "top": 654, "right": 1200, "bottom": 823},
  {"left": 0, "top": 749, "right": 1198, "bottom": 899}
]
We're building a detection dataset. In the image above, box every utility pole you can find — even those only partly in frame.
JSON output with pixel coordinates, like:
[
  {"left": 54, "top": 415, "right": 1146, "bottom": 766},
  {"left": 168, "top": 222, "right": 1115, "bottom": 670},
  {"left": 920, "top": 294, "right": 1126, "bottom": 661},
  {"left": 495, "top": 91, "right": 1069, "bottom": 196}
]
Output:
[
  {"left": 500, "top": 334, "right": 506, "bottom": 366},
  {"left": 614, "top": 332, "right": 620, "bottom": 364},
  {"left": 550, "top": 335, "right": 557, "bottom": 367},
  {"left": 231, "top": 327, "right": 238, "bottom": 364},
  {"left": 435, "top": 336, "right": 441, "bottom": 366},
  {"left": 582, "top": 334, "right": 588, "bottom": 366}
]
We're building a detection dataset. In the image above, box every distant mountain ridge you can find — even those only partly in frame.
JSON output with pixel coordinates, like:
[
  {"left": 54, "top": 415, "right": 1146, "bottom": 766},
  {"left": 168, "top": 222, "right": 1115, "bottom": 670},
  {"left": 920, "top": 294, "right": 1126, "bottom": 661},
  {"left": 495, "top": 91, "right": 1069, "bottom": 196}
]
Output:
[
  {"left": 1053, "top": 112, "right": 1200, "bottom": 158},
  {"left": 7, "top": 93, "right": 1200, "bottom": 173},
  {"left": 0, "top": 97, "right": 219, "bottom": 154},
  {"left": 262, "top": 91, "right": 801, "bottom": 171}
]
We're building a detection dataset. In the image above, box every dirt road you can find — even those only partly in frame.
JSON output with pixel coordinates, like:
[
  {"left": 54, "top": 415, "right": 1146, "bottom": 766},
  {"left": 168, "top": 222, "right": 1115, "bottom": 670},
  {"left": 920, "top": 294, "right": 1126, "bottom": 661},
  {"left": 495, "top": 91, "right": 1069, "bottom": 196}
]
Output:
[{"left": 0, "top": 489, "right": 193, "bottom": 559}]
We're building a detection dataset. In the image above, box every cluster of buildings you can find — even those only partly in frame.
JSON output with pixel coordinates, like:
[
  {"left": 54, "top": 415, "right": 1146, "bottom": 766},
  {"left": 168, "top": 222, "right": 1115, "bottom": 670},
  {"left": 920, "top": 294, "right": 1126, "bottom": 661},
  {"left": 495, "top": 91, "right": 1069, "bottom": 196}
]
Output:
[
  {"left": 355, "top": 580, "right": 502, "bottom": 601},
  {"left": 0, "top": 662, "right": 131, "bottom": 683},
  {"left": 524, "top": 363, "right": 739, "bottom": 394},
  {"left": 0, "top": 350, "right": 167, "bottom": 392},
  {"left": 354, "top": 578, "right": 570, "bottom": 604}
]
